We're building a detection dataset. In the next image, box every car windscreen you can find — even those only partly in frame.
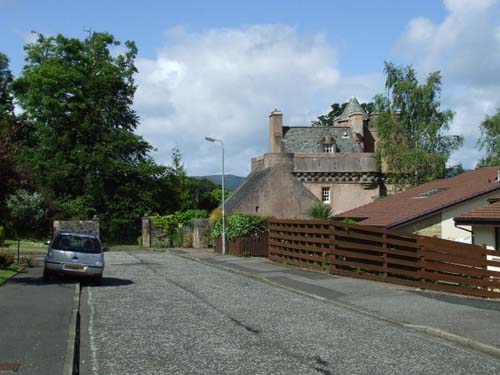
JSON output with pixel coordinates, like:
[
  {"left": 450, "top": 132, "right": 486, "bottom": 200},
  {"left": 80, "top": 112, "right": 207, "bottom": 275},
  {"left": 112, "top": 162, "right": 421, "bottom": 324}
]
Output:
[{"left": 52, "top": 235, "right": 101, "bottom": 254}]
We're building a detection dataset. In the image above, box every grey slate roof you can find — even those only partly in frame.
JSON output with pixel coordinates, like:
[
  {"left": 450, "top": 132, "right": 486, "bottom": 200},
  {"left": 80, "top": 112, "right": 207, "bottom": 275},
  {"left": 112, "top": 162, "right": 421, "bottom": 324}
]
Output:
[
  {"left": 282, "top": 126, "right": 360, "bottom": 153},
  {"left": 337, "top": 97, "right": 368, "bottom": 121},
  {"left": 224, "top": 168, "right": 271, "bottom": 213}
]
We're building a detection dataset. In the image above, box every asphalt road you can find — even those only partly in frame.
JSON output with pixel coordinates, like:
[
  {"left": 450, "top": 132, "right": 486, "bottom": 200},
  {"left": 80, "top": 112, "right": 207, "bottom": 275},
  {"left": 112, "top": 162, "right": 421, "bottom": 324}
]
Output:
[
  {"left": 81, "top": 252, "right": 500, "bottom": 375},
  {"left": 0, "top": 260, "right": 76, "bottom": 375}
]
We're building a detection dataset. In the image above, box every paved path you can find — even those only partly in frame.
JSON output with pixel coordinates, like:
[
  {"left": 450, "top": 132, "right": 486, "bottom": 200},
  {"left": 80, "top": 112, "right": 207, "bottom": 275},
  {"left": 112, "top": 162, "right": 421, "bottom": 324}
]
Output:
[
  {"left": 0, "top": 260, "right": 76, "bottom": 375},
  {"left": 82, "top": 252, "right": 500, "bottom": 375}
]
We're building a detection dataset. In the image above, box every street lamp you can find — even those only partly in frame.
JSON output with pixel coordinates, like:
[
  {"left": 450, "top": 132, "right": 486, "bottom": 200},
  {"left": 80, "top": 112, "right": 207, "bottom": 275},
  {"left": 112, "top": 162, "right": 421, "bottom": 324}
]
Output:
[{"left": 205, "top": 136, "right": 226, "bottom": 255}]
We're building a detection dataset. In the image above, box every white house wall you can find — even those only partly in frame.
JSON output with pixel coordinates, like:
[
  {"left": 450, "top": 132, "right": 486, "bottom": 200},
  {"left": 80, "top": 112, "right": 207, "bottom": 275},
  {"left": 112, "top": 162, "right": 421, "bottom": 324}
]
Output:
[
  {"left": 440, "top": 194, "right": 495, "bottom": 242},
  {"left": 397, "top": 192, "right": 500, "bottom": 242}
]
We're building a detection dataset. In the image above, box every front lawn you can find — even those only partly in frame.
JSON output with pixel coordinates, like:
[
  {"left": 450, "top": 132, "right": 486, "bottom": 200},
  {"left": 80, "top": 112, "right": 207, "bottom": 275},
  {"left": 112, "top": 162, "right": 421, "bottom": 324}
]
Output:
[
  {"left": 4, "top": 239, "right": 46, "bottom": 248},
  {"left": 0, "top": 239, "right": 47, "bottom": 255},
  {"left": 0, "top": 264, "right": 21, "bottom": 285}
]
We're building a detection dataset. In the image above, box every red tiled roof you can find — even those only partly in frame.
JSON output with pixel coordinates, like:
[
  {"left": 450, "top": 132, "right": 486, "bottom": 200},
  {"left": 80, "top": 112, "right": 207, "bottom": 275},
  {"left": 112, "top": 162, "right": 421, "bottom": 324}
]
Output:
[
  {"left": 455, "top": 201, "right": 500, "bottom": 223},
  {"left": 335, "top": 167, "right": 500, "bottom": 228}
]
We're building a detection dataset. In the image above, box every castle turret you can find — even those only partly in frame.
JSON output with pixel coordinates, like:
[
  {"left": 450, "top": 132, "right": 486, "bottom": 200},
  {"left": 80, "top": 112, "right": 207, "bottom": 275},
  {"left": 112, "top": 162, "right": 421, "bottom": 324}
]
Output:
[{"left": 336, "top": 97, "right": 369, "bottom": 151}]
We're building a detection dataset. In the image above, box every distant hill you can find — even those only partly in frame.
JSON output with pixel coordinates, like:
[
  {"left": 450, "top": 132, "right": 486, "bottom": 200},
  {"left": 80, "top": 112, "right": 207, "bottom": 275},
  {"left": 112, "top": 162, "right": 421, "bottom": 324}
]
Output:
[{"left": 192, "top": 174, "right": 245, "bottom": 191}]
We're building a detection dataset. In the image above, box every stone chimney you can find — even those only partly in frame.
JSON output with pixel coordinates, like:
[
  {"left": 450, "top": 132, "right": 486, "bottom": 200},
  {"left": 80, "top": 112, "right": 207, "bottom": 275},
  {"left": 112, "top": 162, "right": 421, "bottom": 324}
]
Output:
[{"left": 269, "top": 109, "right": 283, "bottom": 153}]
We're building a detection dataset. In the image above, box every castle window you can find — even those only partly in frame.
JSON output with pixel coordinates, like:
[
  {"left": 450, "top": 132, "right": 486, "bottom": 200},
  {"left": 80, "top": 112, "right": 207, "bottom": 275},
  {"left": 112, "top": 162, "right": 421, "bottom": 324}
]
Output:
[
  {"left": 322, "top": 187, "right": 331, "bottom": 204},
  {"left": 323, "top": 144, "right": 334, "bottom": 153}
]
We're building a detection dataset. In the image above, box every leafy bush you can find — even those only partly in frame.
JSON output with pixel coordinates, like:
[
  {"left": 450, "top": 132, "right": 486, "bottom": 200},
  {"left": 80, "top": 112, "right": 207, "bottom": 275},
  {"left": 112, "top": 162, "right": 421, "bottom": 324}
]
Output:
[
  {"left": 19, "top": 256, "right": 33, "bottom": 267},
  {"left": 209, "top": 209, "right": 222, "bottom": 225},
  {"left": 137, "top": 236, "right": 143, "bottom": 247},
  {"left": 211, "top": 214, "right": 264, "bottom": 240},
  {"left": 307, "top": 202, "right": 332, "bottom": 220},
  {"left": 0, "top": 254, "right": 15, "bottom": 269},
  {"left": 183, "top": 234, "right": 193, "bottom": 248},
  {"left": 151, "top": 210, "right": 208, "bottom": 248},
  {"left": 342, "top": 218, "right": 358, "bottom": 224},
  {"left": 7, "top": 190, "right": 47, "bottom": 239}
]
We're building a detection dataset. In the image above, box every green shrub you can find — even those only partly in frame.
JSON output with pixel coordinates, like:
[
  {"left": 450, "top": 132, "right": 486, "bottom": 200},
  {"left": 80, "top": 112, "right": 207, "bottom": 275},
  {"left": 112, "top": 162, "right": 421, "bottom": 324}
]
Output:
[
  {"left": 209, "top": 208, "right": 222, "bottom": 225},
  {"left": 155, "top": 239, "right": 170, "bottom": 248},
  {"left": 137, "top": 236, "right": 143, "bottom": 247},
  {"left": 0, "top": 225, "right": 4, "bottom": 245},
  {"left": 342, "top": 218, "right": 358, "bottom": 224},
  {"left": 151, "top": 210, "right": 208, "bottom": 248},
  {"left": 19, "top": 256, "right": 33, "bottom": 268},
  {"left": 307, "top": 202, "right": 332, "bottom": 219},
  {"left": 183, "top": 234, "right": 193, "bottom": 248},
  {"left": 211, "top": 214, "right": 264, "bottom": 240},
  {"left": 176, "top": 209, "right": 208, "bottom": 226}
]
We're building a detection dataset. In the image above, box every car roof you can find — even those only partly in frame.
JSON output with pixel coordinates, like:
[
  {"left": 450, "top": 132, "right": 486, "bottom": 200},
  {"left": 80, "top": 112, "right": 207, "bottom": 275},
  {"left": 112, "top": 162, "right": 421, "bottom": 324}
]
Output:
[{"left": 56, "top": 231, "right": 100, "bottom": 239}]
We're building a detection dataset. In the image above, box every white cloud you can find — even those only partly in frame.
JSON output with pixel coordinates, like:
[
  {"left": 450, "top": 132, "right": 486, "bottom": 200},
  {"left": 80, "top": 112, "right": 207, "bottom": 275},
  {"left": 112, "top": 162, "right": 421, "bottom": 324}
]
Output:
[
  {"left": 397, "top": 0, "right": 500, "bottom": 168},
  {"left": 134, "top": 25, "right": 379, "bottom": 176},
  {"left": 444, "top": 0, "right": 496, "bottom": 13}
]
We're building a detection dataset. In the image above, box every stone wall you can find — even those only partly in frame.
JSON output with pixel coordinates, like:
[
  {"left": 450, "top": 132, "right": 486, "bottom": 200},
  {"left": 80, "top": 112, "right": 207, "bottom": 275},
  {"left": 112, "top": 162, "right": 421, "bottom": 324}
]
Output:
[
  {"left": 302, "top": 182, "right": 380, "bottom": 215},
  {"left": 292, "top": 153, "right": 378, "bottom": 173},
  {"left": 53, "top": 219, "right": 100, "bottom": 236},
  {"left": 192, "top": 219, "right": 210, "bottom": 248},
  {"left": 141, "top": 217, "right": 162, "bottom": 248}
]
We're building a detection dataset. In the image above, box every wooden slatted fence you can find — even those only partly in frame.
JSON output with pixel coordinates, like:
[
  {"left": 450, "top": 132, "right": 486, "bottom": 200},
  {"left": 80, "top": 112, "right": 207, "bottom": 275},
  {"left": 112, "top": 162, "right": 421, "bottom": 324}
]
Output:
[
  {"left": 268, "top": 219, "right": 500, "bottom": 298},
  {"left": 214, "top": 222, "right": 269, "bottom": 257}
]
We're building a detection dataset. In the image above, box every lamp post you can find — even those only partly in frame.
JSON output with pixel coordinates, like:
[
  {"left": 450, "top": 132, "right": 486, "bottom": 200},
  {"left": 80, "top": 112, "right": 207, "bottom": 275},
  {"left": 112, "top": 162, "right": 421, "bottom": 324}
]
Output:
[{"left": 205, "top": 136, "right": 226, "bottom": 255}]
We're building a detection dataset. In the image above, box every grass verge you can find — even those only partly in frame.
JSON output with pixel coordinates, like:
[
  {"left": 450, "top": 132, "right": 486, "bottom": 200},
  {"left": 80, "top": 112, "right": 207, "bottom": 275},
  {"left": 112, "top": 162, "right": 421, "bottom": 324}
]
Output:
[
  {"left": 4, "top": 239, "right": 46, "bottom": 248},
  {"left": 0, "top": 264, "right": 21, "bottom": 285}
]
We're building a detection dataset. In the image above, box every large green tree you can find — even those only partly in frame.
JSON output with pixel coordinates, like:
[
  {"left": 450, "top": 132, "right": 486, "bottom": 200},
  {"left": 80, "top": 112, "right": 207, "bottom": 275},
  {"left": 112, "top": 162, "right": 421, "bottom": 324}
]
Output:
[
  {"left": 12, "top": 32, "right": 164, "bottom": 240},
  {"left": 477, "top": 109, "right": 500, "bottom": 167},
  {"left": 0, "top": 53, "right": 26, "bottom": 220},
  {"left": 374, "top": 62, "right": 463, "bottom": 186}
]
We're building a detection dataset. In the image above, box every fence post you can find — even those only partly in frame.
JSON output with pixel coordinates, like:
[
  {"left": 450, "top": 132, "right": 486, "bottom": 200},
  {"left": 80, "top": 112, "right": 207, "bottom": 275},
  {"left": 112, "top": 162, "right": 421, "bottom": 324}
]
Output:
[
  {"left": 417, "top": 238, "right": 426, "bottom": 289},
  {"left": 329, "top": 222, "right": 336, "bottom": 274},
  {"left": 481, "top": 244, "right": 488, "bottom": 293},
  {"left": 382, "top": 232, "right": 388, "bottom": 278}
]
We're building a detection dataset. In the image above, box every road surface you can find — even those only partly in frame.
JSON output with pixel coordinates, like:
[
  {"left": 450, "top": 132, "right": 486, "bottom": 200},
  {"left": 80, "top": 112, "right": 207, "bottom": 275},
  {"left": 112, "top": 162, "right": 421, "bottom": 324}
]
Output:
[{"left": 81, "top": 252, "right": 500, "bottom": 375}]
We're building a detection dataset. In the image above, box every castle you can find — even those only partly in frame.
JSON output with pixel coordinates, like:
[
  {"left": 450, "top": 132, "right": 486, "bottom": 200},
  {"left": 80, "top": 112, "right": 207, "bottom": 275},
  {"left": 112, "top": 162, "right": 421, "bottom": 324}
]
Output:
[{"left": 224, "top": 97, "right": 383, "bottom": 218}]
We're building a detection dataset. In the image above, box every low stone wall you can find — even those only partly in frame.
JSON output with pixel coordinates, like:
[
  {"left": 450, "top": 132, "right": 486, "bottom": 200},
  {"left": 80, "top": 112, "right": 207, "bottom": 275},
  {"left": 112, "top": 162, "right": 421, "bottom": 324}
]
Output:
[
  {"left": 53, "top": 219, "right": 100, "bottom": 236},
  {"left": 142, "top": 217, "right": 211, "bottom": 248},
  {"left": 141, "top": 217, "right": 162, "bottom": 247}
]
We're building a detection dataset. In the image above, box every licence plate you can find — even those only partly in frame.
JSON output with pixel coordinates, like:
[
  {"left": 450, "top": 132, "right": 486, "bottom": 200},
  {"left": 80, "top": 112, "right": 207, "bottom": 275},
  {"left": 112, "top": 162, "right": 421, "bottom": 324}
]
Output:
[{"left": 63, "top": 264, "right": 85, "bottom": 272}]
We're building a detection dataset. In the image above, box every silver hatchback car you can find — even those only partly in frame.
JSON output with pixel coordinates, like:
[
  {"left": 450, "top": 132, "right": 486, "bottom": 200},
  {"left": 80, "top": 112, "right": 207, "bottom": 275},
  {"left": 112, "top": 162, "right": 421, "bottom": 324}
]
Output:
[{"left": 44, "top": 231, "right": 106, "bottom": 284}]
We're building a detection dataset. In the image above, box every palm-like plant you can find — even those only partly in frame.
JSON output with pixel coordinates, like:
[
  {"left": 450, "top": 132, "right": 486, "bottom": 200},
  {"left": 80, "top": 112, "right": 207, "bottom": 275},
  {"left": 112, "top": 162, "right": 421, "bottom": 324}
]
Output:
[{"left": 307, "top": 202, "right": 332, "bottom": 220}]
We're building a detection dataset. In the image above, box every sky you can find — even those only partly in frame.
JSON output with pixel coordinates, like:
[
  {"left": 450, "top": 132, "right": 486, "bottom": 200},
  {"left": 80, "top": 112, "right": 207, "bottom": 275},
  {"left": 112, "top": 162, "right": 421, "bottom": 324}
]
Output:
[{"left": 1, "top": 0, "right": 500, "bottom": 177}]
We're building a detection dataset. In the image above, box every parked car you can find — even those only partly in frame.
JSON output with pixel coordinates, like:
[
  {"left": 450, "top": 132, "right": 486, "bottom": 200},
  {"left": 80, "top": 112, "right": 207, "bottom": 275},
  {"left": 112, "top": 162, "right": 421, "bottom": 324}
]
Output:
[{"left": 43, "top": 231, "right": 106, "bottom": 284}]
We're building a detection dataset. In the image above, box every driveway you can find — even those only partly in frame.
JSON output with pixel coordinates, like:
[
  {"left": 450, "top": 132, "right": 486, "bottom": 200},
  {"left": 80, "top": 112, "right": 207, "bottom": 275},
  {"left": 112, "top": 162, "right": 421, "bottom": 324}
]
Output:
[
  {"left": 0, "top": 258, "right": 77, "bottom": 375},
  {"left": 81, "top": 252, "right": 500, "bottom": 375}
]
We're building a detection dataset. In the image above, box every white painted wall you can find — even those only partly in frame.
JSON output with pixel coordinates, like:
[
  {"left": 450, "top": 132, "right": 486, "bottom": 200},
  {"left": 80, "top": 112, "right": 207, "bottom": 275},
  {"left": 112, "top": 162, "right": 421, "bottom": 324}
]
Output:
[
  {"left": 441, "top": 194, "right": 497, "bottom": 241},
  {"left": 474, "top": 226, "right": 500, "bottom": 272}
]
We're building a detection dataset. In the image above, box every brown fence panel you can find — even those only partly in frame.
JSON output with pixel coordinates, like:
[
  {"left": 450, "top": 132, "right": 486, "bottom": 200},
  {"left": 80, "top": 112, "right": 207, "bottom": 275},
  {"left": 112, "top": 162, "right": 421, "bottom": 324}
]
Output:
[
  {"left": 214, "top": 222, "right": 268, "bottom": 257},
  {"left": 268, "top": 220, "right": 330, "bottom": 272},
  {"left": 267, "top": 218, "right": 500, "bottom": 298},
  {"left": 418, "top": 236, "right": 500, "bottom": 297}
]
